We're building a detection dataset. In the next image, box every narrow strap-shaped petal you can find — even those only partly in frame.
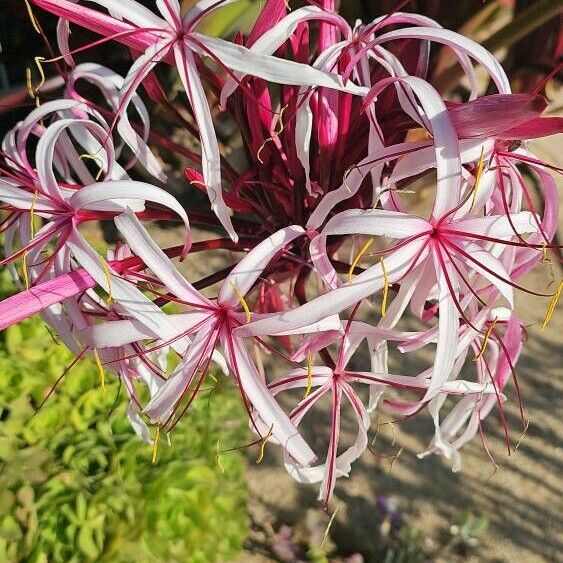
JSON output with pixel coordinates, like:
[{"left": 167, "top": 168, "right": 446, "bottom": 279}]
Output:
[
  {"left": 66, "top": 229, "right": 183, "bottom": 340},
  {"left": 114, "top": 210, "right": 210, "bottom": 307},
  {"left": 31, "top": 0, "right": 161, "bottom": 53},
  {"left": 144, "top": 325, "right": 218, "bottom": 421},
  {"left": 237, "top": 239, "right": 427, "bottom": 337},
  {"left": 0, "top": 269, "right": 94, "bottom": 331},
  {"left": 156, "top": 0, "right": 181, "bottom": 28},
  {"left": 451, "top": 211, "right": 539, "bottom": 239},
  {"left": 189, "top": 33, "right": 367, "bottom": 96},
  {"left": 423, "top": 252, "right": 460, "bottom": 400},
  {"left": 173, "top": 44, "right": 237, "bottom": 241},
  {"left": 307, "top": 140, "right": 430, "bottom": 230},
  {"left": 80, "top": 0, "right": 167, "bottom": 29},
  {"left": 220, "top": 6, "right": 350, "bottom": 105},
  {"left": 37, "top": 118, "right": 113, "bottom": 204},
  {"left": 83, "top": 318, "right": 158, "bottom": 348},
  {"left": 0, "top": 179, "right": 54, "bottom": 212},
  {"left": 375, "top": 27, "right": 510, "bottom": 94},
  {"left": 70, "top": 180, "right": 191, "bottom": 253},
  {"left": 462, "top": 242, "right": 514, "bottom": 307},
  {"left": 225, "top": 335, "right": 317, "bottom": 467},
  {"left": 323, "top": 208, "right": 430, "bottom": 239}
]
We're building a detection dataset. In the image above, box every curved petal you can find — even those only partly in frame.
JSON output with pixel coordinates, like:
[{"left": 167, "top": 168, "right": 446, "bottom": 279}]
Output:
[
  {"left": 190, "top": 33, "right": 367, "bottom": 96},
  {"left": 225, "top": 335, "right": 317, "bottom": 466},
  {"left": 174, "top": 44, "right": 237, "bottom": 241},
  {"left": 144, "top": 325, "right": 218, "bottom": 421},
  {"left": 70, "top": 180, "right": 191, "bottom": 253},
  {"left": 452, "top": 212, "right": 539, "bottom": 239},
  {"left": 114, "top": 210, "right": 209, "bottom": 307},
  {"left": 237, "top": 239, "right": 427, "bottom": 337},
  {"left": 323, "top": 208, "right": 430, "bottom": 238}
]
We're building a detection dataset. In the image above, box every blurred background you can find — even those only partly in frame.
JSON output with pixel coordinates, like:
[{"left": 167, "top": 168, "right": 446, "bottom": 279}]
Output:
[{"left": 0, "top": 1, "right": 561, "bottom": 561}]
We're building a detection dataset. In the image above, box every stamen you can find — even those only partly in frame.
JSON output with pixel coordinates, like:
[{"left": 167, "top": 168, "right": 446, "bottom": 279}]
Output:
[
  {"left": 26, "top": 68, "right": 35, "bottom": 100},
  {"left": 230, "top": 281, "right": 251, "bottom": 322},
  {"left": 24, "top": 0, "right": 41, "bottom": 34},
  {"left": 469, "top": 146, "right": 485, "bottom": 211},
  {"left": 34, "top": 56, "right": 46, "bottom": 93},
  {"left": 99, "top": 255, "right": 113, "bottom": 304},
  {"left": 79, "top": 153, "right": 105, "bottom": 181},
  {"left": 93, "top": 347, "right": 106, "bottom": 391},
  {"left": 380, "top": 257, "right": 389, "bottom": 317},
  {"left": 29, "top": 190, "right": 38, "bottom": 239},
  {"left": 25, "top": 57, "right": 46, "bottom": 101},
  {"left": 21, "top": 252, "right": 30, "bottom": 290},
  {"left": 321, "top": 505, "right": 340, "bottom": 548},
  {"left": 349, "top": 237, "right": 373, "bottom": 282},
  {"left": 255, "top": 424, "right": 274, "bottom": 464},
  {"left": 474, "top": 317, "right": 498, "bottom": 361},
  {"left": 152, "top": 425, "right": 161, "bottom": 464},
  {"left": 304, "top": 352, "right": 313, "bottom": 399},
  {"left": 541, "top": 280, "right": 562, "bottom": 331},
  {"left": 541, "top": 242, "right": 555, "bottom": 288}
]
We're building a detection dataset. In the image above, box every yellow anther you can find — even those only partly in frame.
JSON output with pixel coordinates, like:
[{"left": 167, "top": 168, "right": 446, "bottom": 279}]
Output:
[
  {"left": 474, "top": 317, "right": 498, "bottom": 361},
  {"left": 320, "top": 505, "right": 340, "bottom": 549},
  {"left": 152, "top": 425, "right": 161, "bottom": 464},
  {"left": 21, "top": 252, "right": 30, "bottom": 290},
  {"left": 79, "top": 153, "right": 105, "bottom": 181},
  {"left": 230, "top": 281, "right": 251, "bottom": 323},
  {"left": 380, "top": 257, "right": 389, "bottom": 318},
  {"left": 24, "top": 0, "right": 41, "bottom": 34},
  {"left": 304, "top": 352, "right": 313, "bottom": 399},
  {"left": 540, "top": 242, "right": 555, "bottom": 288},
  {"left": 470, "top": 146, "right": 485, "bottom": 211},
  {"left": 29, "top": 190, "right": 38, "bottom": 239},
  {"left": 255, "top": 424, "right": 274, "bottom": 464},
  {"left": 349, "top": 237, "right": 373, "bottom": 282},
  {"left": 26, "top": 68, "right": 35, "bottom": 100},
  {"left": 25, "top": 57, "right": 46, "bottom": 101},
  {"left": 541, "top": 280, "right": 562, "bottom": 332},
  {"left": 34, "top": 56, "right": 46, "bottom": 93},
  {"left": 216, "top": 439, "right": 225, "bottom": 474},
  {"left": 99, "top": 255, "right": 113, "bottom": 304},
  {"left": 93, "top": 347, "right": 106, "bottom": 391}
]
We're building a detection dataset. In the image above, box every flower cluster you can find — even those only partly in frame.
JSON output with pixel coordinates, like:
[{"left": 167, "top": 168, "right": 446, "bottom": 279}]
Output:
[{"left": 1, "top": 0, "right": 561, "bottom": 505}]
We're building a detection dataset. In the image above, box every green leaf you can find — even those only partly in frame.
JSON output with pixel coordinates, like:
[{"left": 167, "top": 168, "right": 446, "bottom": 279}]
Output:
[{"left": 78, "top": 525, "right": 100, "bottom": 560}]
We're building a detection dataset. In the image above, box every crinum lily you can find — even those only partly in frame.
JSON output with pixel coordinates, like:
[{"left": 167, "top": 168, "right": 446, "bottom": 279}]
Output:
[
  {"left": 92, "top": 212, "right": 340, "bottom": 466},
  {"left": 32, "top": 0, "right": 366, "bottom": 239},
  {"left": 259, "top": 311, "right": 500, "bottom": 505}
]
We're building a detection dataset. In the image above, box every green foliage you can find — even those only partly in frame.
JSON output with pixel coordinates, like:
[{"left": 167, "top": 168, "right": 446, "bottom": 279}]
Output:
[{"left": 0, "top": 309, "right": 248, "bottom": 562}]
